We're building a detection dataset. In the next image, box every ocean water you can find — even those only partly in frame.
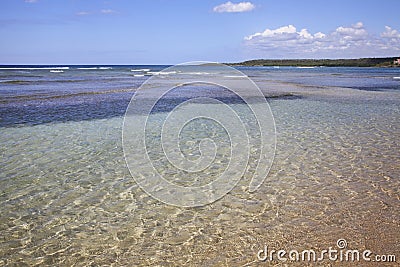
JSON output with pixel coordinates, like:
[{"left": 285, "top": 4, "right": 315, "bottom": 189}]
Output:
[{"left": 0, "top": 66, "right": 399, "bottom": 265}]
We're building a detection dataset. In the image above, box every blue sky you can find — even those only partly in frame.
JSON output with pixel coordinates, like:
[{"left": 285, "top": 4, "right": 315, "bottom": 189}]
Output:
[{"left": 0, "top": 0, "right": 399, "bottom": 64}]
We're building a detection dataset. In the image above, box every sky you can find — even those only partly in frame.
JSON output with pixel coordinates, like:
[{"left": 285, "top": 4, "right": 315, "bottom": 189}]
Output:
[{"left": 0, "top": 0, "right": 399, "bottom": 64}]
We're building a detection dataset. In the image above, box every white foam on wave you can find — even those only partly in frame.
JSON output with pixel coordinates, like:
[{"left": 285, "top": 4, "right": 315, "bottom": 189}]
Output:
[
  {"left": 393, "top": 77, "right": 400, "bottom": 80},
  {"left": 148, "top": 71, "right": 160, "bottom": 75},
  {"left": 181, "top": 72, "right": 211, "bottom": 75},
  {"left": 146, "top": 71, "right": 179, "bottom": 76},
  {"left": 131, "top": 69, "right": 150, "bottom": 72},
  {"left": 50, "top": 70, "right": 64, "bottom": 73},
  {"left": 297, "top": 66, "right": 316, "bottom": 69},
  {"left": 134, "top": 74, "right": 145, "bottom": 77},
  {"left": 223, "top": 75, "right": 246, "bottom": 78},
  {"left": 76, "top": 67, "right": 112, "bottom": 70},
  {"left": 159, "top": 71, "right": 177, "bottom": 75},
  {"left": 148, "top": 71, "right": 213, "bottom": 76}
]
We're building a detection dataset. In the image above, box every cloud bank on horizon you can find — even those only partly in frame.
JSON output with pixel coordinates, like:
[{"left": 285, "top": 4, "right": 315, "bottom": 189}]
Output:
[{"left": 244, "top": 22, "right": 400, "bottom": 59}]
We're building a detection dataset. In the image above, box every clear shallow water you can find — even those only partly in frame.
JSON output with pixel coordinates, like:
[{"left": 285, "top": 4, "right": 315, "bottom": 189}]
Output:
[{"left": 0, "top": 66, "right": 399, "bottom": 266}]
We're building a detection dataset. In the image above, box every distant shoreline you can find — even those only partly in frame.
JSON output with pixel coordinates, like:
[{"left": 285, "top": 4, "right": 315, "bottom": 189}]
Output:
[
  {"left": 228, "top": 57, "right": 400, "bottom": 67},
  {"left": 1, "top": 57, "right": 400, "bottom": 68}
]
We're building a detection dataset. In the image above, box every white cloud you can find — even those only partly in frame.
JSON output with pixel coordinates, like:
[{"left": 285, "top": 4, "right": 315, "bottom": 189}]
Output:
[
  {"left": 244, "top": 22, "right": 400, "bottom": 58},
  {"left": 76, "top": 11, "right": 90, "bottom": 16},
  {"left": 213, "top": 1, "right": 255, "bottom": 13},
  {"left": 381, "top": 26, "right": 400, "bottom": 38},
  {"left": 100, "top": 9, "right": 117, "bottom": 14},
  {"left": 334, "top": 22, "right": 368, "bottom": 40},
  {"left": 25, "top": 0, "right": 38, "bottom": 3},
  {"left": 75, "top": 9, "right": 118, "bottom": 16},
  {"left": 246, "top": 25, "right": 298, "bottom": 40}
]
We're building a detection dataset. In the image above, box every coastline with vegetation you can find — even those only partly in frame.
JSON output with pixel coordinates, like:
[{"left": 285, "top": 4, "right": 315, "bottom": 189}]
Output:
[{"left": 229, "top": 57, "right": 400, "bottom": 67}]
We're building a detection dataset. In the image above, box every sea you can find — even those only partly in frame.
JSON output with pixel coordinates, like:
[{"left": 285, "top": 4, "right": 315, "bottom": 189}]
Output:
[{"left": 0, "top": 65, "right": 399, "bottom": 265}]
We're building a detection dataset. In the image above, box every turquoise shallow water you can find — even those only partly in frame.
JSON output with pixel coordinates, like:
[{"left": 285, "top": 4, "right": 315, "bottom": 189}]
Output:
[{"left": 0, "top": 66, "right": 399, "bottom": 265}]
